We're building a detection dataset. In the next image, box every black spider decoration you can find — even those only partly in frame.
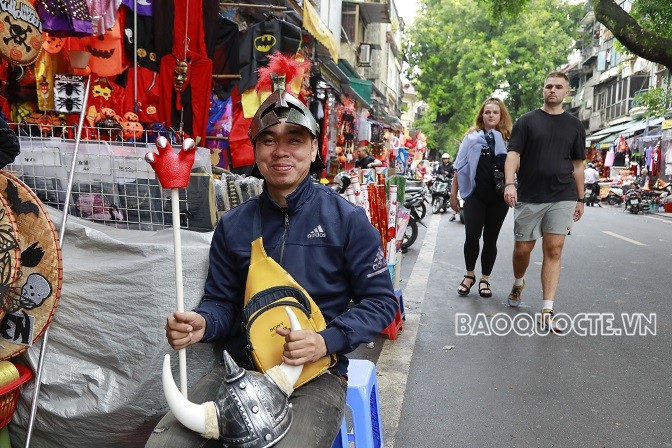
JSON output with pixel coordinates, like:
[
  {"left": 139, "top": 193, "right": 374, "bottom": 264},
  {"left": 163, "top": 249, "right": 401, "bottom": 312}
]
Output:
[
  {"left": 56, "top": 81, "right": 82, "bottom": 97},
  {"left": 56, "top": 96, "right": 82, "bottom": 112}
]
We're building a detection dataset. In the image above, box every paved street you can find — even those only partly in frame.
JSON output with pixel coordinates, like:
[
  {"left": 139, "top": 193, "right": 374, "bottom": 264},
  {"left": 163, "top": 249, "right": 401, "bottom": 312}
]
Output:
[{"left": 354, "top": 205, "right": 672, "bottom": 448}]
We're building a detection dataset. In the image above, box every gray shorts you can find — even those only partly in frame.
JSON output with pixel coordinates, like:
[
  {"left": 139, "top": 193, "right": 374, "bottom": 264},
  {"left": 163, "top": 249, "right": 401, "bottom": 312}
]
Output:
[{"left": 513, "top": 201, "right": 575, "bottom": 241}]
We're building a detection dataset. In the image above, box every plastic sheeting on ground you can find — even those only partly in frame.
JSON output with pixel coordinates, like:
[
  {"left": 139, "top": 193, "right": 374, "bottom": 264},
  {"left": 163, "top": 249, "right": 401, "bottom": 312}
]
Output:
[{"left": 10, "top": 207, "right": 219, "bottom": 448}]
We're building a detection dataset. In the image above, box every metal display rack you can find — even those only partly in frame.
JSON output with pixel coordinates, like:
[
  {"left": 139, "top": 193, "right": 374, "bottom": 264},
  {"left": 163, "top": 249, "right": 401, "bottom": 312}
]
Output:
[{"left": 6, "top": 124, "right": 215, "bottom": 231}]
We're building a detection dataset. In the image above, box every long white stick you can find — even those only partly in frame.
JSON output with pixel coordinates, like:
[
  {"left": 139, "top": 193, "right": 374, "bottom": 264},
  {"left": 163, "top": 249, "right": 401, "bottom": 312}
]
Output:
[
  {"left": 25, "top": 75, "right": 92, "bottom": 448},
  {"left": 171, "top": 188, "right": 187, "bottom": 397}
]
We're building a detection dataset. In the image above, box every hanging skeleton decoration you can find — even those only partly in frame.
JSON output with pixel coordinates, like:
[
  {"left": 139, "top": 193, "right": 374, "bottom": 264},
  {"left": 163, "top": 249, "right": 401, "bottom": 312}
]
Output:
[{"left": 162, "top": 307, "right": 304, "bottom": 447}]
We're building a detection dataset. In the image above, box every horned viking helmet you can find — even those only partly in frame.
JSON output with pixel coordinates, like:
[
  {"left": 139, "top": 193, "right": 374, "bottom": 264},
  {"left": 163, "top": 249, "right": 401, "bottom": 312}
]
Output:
[{"left": 162, "top": 307, "right": 304, "bottom": 447}]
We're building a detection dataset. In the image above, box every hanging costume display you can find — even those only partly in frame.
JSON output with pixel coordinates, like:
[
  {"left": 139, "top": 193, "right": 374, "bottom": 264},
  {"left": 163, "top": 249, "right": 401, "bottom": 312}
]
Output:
[
  {"left": 228, "top": 19, "right": 302, "bottom": 170},
  {"left": 35, "top": 34, "right": 68, "bottom": 111},
  {"left": 88, "top": 0, "right": 122, "bottom": 35},
  {"left": 205, "top": 92, "right": 232, "bottom": 168},
  {"left": 122, "top": 66, "right": 160, "bottom": 123},
  {"left": 36, "top": 0, "right": 93, "bottom": 37},
  {"left": 158, "top": 49, "right": 212, "bottom": 143},
  {"left": 155, "top": 0, "right": 214, "bottom": 143},
  {"left": 210, "top": 15, "right": 240, "bottom": 76},
  {"left": 78, "top": 9, "right": 128, "bottom": 77},
  {"left": 122, "top": 10, "right": 159, "bottom": 71}
]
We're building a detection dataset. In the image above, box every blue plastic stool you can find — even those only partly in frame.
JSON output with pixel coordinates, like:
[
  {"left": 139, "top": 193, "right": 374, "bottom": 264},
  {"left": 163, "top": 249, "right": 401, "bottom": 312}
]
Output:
[
  {"left": 331, "top": 359, "right": 383, "bottom": 448},
  {"left": 332, "top": 417, "right": 348, "bottom": 448}
]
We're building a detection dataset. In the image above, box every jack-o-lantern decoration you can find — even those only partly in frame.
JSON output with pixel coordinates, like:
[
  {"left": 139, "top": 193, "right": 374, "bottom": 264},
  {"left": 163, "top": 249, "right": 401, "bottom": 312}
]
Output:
[
  {"left": 42, "top": 34, "right": 64, "bottom": 54},
  {"left": 94, "top": 107, "right": 122, "bottom": 141},
  {"left": 121, "top": 111, "right": 144, "bottom": 141},
  {"left": 0, "top": 0, "right": 42, "bottom": 66},
  {"left": 123, "top": 111, "right": 138, "bottom": 123},
  {"left": 79, "top": 19, "right": 126, "bottom": 77},
  {"left": 99, "top": 107, "right": 118, "bottom": 120}
]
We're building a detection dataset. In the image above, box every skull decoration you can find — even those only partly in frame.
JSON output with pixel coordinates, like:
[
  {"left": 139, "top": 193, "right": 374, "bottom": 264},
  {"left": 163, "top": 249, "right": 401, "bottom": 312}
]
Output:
[
  {"left": 18, "top": 273, "right": 52, "bottom": 310},
  {"left": 163, "top": 307, "right": 304, "bottom": 447}
]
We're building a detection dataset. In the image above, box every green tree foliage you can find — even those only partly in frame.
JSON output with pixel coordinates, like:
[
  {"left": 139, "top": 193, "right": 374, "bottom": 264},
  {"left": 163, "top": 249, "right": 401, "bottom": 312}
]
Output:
[
  {"left": 403, "top": 0, "right": 582, "bottom": 154},
  {"left": 635, "top": 86, "right": 672, "bottom": 119},
  {"left": 478, "top": 0, "right": 672, "bottom": 72}
]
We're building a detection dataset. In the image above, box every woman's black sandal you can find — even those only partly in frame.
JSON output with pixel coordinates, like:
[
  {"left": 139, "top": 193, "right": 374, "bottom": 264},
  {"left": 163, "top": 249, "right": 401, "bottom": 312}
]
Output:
[
  {"left": 479, "top": 279, "right": 492, "bottom": 298},
  {"left": 458, "top": 275, "right": 476, "bottom": 296}
]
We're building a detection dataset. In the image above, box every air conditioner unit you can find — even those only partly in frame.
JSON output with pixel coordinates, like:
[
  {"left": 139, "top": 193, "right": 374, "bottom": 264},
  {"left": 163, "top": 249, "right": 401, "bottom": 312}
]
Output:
[{"left": 359, "top": 43, "right": 372, "bottom": 67}]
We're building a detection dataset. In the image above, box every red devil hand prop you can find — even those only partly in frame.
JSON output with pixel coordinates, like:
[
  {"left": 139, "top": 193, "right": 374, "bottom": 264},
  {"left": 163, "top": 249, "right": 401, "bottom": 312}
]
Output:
[{"left": 145, "top": 136, "right": 196, "bottom": 189}]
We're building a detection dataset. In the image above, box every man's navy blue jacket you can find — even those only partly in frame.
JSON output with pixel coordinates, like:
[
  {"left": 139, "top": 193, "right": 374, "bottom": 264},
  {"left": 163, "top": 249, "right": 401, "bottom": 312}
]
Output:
[{"left": 196, "top": 175, "right": 398, "bottom": 377}]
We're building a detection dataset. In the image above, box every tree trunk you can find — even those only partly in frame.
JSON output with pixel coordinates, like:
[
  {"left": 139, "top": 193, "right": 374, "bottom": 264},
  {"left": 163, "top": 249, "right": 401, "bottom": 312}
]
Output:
[{"left": 592, "top": 0, "right": 672, "bottom": 73}]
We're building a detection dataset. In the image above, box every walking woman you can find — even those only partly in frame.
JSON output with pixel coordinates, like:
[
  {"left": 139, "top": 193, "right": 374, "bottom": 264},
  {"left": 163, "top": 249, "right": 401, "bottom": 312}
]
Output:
[{"left": 450, "top": 98, "right": 512, "bottom": 297}]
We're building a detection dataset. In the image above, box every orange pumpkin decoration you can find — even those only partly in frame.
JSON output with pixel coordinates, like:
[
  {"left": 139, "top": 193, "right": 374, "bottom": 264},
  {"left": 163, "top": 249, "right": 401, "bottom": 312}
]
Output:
[
  {"left": 42, "top": 34, "right": 64, "bottom": 54},
  {"left": 123, "top": 111, "right": 139, "bottom": 123},
  {"left": 121, "top": 119, "right": 144, "bottom": 140}
]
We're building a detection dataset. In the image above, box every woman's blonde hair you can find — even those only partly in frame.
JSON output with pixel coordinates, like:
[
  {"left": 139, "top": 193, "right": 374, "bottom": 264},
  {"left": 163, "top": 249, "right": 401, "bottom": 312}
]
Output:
[{"left": 466, "top": 97, "right": 513, "bottom": 141}]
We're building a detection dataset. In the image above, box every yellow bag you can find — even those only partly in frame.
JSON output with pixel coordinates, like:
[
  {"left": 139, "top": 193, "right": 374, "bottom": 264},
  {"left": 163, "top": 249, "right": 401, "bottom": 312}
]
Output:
[{"left": 242, "top": 208, "right": 335, "bottom": 389}]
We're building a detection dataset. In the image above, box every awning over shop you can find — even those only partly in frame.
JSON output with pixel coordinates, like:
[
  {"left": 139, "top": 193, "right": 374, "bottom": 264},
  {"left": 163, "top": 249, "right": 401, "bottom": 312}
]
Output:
[
  {"left": 588, "top": 120, "right": 639, "bottom": 139},
  {"left": 344, "top": 0, "right": 391, "bottom": 24},
  {"left": 348, "top": 78, "right": 372, "bottom": 104},
  {"left": 621, "top": 117, "right": 664, "bottom": 136},
  {"left": 303, "top": 1, "right": 339, "bottom": 62},
  {"left": 317, "top": 58, "right": 372, "bottom": 109},
  {"left": 597, "top": 133, "right": 618, "bottom": 149},
  {"left": 587, "top": 117, "right": 666, "bottom": 147}
]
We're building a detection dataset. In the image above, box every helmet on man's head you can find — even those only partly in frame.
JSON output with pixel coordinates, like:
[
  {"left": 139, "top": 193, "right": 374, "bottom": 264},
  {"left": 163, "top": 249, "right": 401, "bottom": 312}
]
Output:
[
  {"left": 248, "top": 88, "right": 320, "bottom": 143},
  {"left": 248, "top": 72, "right": 324, "bottom": 179},
  {"left": 587, "top": 163, "right": 594, "bottom": 168},
  {"left": 441, "top": 153, "right": 450, "bottom": 160}
]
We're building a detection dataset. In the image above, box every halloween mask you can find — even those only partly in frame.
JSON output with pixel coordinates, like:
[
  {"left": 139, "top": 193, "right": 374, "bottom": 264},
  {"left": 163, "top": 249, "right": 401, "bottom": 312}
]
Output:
[{"left": 173, "top": 60, "right": 190, "bottom": 93}]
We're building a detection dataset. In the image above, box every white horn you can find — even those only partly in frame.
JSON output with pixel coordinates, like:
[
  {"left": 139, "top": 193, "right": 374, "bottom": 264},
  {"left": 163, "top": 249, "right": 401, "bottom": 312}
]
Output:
[
  {"left": 162, "top": 354, "right": 219, "bottom": 438},
  {"left": 265, "top": 307, "right": 305, "bottom": 395}
]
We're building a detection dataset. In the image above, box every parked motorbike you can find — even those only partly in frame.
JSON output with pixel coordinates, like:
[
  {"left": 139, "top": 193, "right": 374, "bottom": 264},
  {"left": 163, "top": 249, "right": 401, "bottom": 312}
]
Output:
[
  {"left": 624, "top": 188, "right": 646, "bottom": 214},
  {"left": 404, "top": 180, "right": 429, "bottom": 220},
  {"left": 605, "top": 186, "right": 624, "bottom": 206},
  {"left": 584, "top": 182, "right": 601, "bottom": 207},
  {"left": 431, "top": 174, "right": 452, "bottom": 213},
  {"left": 605, "top": 181, "right": 636, "bottom": 206},
  {"left": 400, "top": 190, "right": 428, "bottom": 252}
]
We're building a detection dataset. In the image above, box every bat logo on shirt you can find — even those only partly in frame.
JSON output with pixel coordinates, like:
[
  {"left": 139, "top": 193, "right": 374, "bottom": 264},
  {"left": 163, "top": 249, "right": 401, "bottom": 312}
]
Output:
[{"left": 254, "top": 34, "right": 277, "bottom": 53}]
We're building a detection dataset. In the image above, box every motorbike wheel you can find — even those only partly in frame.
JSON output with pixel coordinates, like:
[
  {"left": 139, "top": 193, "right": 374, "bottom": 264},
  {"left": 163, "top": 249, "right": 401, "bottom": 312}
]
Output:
[
  {"left": 401, "top": 217, "right": 418, "bottom": 251},
  {"left": 417, "top": 202, "right": 427, "bottom": 220},
  {"left": 607, "top": 196, "right": 619, "bottom": 206},
  {"left": 432, "top": 197, "right": 442, "bottom": 214}
]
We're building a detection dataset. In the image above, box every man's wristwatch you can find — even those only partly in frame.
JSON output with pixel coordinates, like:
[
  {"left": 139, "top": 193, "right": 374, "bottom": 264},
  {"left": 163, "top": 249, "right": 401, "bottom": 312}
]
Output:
[{"left": 577, "top": 198, "right": 585, "bottom": 203}]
